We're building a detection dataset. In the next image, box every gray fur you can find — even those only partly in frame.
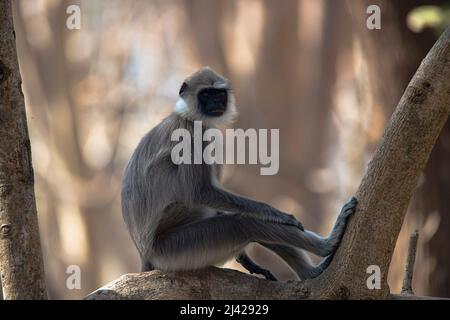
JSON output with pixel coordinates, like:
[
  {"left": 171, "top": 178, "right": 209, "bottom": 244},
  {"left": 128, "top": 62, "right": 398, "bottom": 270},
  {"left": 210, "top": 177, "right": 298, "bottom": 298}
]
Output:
[{"left": 121, "top": 67, "right": 357, "bottom": 280}]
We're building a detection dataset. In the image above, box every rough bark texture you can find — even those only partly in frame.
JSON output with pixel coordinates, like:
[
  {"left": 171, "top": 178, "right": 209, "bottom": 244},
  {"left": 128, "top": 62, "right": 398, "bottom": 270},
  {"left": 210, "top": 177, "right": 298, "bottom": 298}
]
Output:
[
  {"left": 87, "top": 27, "right": 450, "bottom": 300},
  {"left": 0, "top": 1, "right": 47, "bottom": 299},
  {"left": 85, "top": 268, "right": 448, "bottom": 300},
  {"left": 86, "top": 268, "right": 311, "bottom": 300}
]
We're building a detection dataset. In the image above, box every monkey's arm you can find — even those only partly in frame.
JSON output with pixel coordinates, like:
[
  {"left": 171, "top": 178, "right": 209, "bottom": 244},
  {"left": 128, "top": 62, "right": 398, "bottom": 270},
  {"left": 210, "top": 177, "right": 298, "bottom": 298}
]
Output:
[
  {"left": 171, "top": 156, "right": 302, "bottom": 228},
  {"left": 196, "top": 186, "right": 303, "bottom": 230}
]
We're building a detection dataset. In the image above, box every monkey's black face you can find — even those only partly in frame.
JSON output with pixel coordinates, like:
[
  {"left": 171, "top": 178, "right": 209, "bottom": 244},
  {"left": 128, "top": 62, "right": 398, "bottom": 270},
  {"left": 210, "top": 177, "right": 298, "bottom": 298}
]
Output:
[{"left": 197, "top": 88, "right": 228, "bottom": 117}]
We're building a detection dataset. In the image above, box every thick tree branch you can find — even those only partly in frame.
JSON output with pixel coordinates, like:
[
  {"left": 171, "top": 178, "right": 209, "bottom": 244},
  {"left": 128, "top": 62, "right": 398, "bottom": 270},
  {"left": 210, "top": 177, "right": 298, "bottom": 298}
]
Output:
[
  {"left": 86, "top": 268, "right": 312, "bottom": 300},
  {"left": 88, "top": 27, "right": 450, "bottom": 300},
  {"left": 0, "top": 1, "right": 47, "bottom": 299}
]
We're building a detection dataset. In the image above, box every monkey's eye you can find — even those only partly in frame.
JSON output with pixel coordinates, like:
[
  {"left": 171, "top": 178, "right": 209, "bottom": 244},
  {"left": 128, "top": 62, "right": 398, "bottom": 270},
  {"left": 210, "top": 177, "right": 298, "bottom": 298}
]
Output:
[{"left": 179, "top": 82, "right": 188, "bottom": 96}]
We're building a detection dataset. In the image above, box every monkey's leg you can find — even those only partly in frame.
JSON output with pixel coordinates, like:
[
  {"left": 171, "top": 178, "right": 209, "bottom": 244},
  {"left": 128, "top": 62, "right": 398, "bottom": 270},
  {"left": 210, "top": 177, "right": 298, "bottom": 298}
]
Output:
[
  {"left": 314, "top": 196, "right": 358, "bottom": 257},
  {"left": 150, "top": 213, "right": 314, "bottom": 272},
  {"left": 235, "top": 253, "right": 277, "bottom": 281},
  {"left": 151, "top": 214, "right": 252, "bottom": 271},
  {"left": 257, "top": 198, "right": 358, "bottom": 279},
  {"left": 150, "top": 198, "right": 356, "bottom": 272},
  {"left": 261, "top": 244, "right": 333, "bottom": 280},
  {"left": 261, "top": 198, "right": 358, "bottom": 279},
  {"left": 257, "top": 197, "right": 357, "bottom": 258}
]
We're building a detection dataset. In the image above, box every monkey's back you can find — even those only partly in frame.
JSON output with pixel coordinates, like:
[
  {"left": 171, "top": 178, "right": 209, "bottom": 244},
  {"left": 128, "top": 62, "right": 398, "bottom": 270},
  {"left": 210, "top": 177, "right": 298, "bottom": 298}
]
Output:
[{"left": 121, "top": 114, "right": 216, "bottom": 259}]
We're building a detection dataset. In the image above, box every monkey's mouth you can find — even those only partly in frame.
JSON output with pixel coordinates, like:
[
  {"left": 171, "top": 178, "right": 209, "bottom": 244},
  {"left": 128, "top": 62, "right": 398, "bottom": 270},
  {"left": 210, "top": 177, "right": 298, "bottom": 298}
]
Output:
[
  {"left": 198, "top": 88, "right": 228, "bottom": 117},
  {"left": 207, "top": 108, "right": 226, "bottom": 116}
]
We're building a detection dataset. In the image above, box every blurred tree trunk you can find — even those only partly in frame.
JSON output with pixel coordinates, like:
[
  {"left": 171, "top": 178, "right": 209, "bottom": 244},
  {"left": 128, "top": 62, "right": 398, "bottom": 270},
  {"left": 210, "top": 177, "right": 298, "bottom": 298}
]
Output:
[
  {"left": 12, "top": 0, "right": 136, "bottom": 298},
  {"left": 12, "top": 0, "right": 99, "bottom": 298},
  {"left": 182, "top": 0, "right": 230, "bottom": 75},
  {"left": 348, "top": 0, "right": 450, "bottom": 296},
  {"left": 253, "top": 0, "right": 322, "bottom": 229},
  {"left": 415, "top": 115, "right": 450, "bottom": 297},
  {"left": 0, "top": 0, "right": 47, "bottom": 299}
]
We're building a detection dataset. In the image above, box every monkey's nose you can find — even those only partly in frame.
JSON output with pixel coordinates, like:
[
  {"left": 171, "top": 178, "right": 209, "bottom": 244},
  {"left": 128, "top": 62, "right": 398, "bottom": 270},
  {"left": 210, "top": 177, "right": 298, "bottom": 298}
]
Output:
[{"left": 198, "top": 88, "right": 228, "bottom": 116}]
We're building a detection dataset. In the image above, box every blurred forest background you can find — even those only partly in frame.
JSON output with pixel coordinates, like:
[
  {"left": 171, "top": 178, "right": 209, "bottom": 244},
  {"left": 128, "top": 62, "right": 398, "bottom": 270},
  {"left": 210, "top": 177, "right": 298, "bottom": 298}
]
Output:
[{"left": 8, "top": 0, "right": 450, "bottom": 299}]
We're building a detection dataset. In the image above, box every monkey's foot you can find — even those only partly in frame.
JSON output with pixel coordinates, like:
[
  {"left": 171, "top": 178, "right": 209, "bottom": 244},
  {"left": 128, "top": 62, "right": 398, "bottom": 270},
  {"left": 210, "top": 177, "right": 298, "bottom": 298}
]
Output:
[
  {"left": 323, "top": 197, "right": 358, "bottom": 257},
  {"left": 236, "top": 254, "right": 277, "bottom": 281},
  {"left": 340, "top": 197, "right": 358, "bottom": 219}
]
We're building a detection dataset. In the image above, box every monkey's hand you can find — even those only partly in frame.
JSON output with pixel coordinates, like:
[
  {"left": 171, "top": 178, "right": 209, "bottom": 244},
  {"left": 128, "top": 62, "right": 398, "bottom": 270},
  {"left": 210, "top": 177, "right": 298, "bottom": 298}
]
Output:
[
  {"left": 266, "top": 209, "right": 304, "bottom": 231},
  {"left": 236, "top": 253, "right": 278, "bottom": 281}
]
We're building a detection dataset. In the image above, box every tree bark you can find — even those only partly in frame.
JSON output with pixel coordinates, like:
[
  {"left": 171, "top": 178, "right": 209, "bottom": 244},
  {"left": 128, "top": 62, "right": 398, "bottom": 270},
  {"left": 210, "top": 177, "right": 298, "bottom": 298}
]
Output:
[
  {"left": 0, "top": 1, "right": 47, "bottom": 299},
  {"left": 88, "top": 26, "right": 450, "bottom": 300}
]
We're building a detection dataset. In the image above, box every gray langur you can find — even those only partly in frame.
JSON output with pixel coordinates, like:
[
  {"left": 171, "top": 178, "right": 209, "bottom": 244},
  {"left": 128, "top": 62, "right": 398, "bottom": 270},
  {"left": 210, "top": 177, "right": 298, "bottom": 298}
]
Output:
[{"left": 121, "top": 67, "right": 358, "bottom": 280}]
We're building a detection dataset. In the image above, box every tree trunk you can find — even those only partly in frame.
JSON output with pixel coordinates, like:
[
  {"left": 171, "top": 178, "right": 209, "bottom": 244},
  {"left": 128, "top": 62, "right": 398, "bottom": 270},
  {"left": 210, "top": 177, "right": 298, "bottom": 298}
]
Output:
[
  {"left": 87, "top": 27, "right": 450, "bottom": 300},
  {"left": 348, "top": 0, "right": 450, "bottom": 296},
  {"left": 0, "top": 1, "right": 47, "bottom": 299}
]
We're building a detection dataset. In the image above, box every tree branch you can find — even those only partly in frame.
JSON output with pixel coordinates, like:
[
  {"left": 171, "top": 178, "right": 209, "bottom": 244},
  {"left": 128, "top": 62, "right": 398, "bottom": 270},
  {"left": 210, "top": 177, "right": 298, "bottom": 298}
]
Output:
[
  {"left": 401, "top": 230, "right": 419, "bottom": 295},
  {"left": 87, "top": 26, "right": 450, "bottom": 300},
  {"left": 0, "top": 1, "right": 47, "bottom": 299},
  {"left": 86, "top": 268, "right": 311, "bottom": 300}
]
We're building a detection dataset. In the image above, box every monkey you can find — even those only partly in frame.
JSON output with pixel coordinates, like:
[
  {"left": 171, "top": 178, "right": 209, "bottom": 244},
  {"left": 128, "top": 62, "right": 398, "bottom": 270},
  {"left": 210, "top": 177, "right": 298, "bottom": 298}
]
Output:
[{"left": 121, "top": 66, "right": 358, "bottom": 281}]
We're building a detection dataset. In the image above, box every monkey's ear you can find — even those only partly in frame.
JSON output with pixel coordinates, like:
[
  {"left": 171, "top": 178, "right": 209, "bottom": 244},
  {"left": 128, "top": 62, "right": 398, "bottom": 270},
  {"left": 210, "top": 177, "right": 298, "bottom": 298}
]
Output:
[{"left": 179, "top": 82, "right": 188, "bottom": 96}]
